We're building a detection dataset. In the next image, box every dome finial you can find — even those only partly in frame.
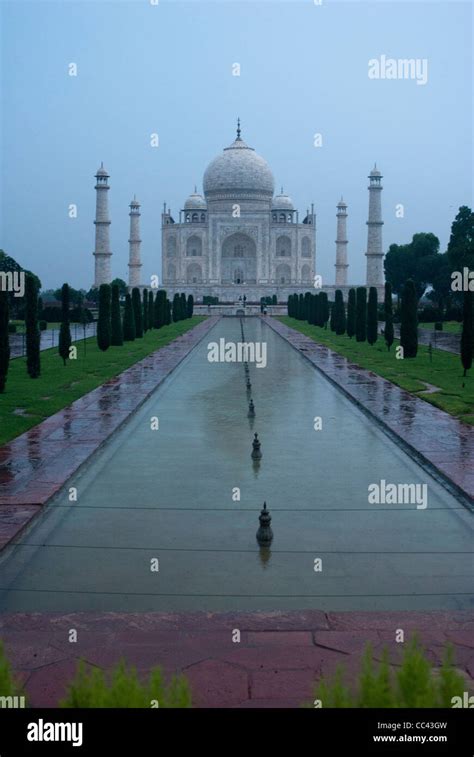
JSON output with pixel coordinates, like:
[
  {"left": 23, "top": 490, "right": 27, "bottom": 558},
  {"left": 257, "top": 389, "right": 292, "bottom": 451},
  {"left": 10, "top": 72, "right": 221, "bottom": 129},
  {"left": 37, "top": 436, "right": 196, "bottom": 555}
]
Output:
[
  {"left": 194, "top": 184, "right": 197, "bottom": 193},
  {"left": 236, "top": 117, "right": 241, "bottom": 140},
  {"left": 281, "top": 186, "right": 284, "bottom": 195}
]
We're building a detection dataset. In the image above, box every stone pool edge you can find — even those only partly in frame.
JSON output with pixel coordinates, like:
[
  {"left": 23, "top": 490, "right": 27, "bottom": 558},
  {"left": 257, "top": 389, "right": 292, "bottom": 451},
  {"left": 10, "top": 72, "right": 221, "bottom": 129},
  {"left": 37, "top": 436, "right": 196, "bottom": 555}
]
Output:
[
  {"left": 0, "top": 317, "right": 221, "bottom": 551},
  {"left": 265, "top": 316, "right": 474, "bottom": 508}
]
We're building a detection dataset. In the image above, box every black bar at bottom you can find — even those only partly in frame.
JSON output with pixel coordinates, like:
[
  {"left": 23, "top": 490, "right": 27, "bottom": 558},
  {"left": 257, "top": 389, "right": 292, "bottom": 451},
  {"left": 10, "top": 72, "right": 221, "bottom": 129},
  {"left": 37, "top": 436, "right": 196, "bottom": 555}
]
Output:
[{"left": 0, "top": 708, "right": 472, "bottom": 755}]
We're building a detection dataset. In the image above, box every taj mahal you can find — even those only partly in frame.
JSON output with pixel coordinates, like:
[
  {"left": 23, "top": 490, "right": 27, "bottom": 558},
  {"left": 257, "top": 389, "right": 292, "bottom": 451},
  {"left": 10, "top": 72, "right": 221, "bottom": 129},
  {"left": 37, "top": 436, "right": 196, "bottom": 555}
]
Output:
[{"left": 92, "top": 121, "right": 385, "bottom": 302}]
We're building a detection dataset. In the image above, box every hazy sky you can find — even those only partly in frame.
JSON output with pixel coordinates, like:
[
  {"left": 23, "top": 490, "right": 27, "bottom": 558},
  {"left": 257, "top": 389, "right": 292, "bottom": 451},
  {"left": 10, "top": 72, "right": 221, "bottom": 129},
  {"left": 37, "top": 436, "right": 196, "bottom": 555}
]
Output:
[{"left": 1, "top": 0, "right": 472, "bottom": 291}]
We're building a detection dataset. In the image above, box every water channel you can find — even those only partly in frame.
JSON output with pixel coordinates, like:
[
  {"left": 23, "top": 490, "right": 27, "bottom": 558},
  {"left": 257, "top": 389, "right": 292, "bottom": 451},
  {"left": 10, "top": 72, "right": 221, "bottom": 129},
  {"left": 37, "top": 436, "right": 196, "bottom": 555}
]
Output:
[{"left": 0, "top": 317, "right": 472, "bottom": 612}]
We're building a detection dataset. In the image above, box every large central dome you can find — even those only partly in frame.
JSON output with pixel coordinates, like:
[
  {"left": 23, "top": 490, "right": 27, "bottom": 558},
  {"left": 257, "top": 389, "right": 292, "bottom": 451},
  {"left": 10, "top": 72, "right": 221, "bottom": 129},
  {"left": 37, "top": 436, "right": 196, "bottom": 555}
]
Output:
[{"left": 203, "top": 125, "right": 275, "bottom": 199}]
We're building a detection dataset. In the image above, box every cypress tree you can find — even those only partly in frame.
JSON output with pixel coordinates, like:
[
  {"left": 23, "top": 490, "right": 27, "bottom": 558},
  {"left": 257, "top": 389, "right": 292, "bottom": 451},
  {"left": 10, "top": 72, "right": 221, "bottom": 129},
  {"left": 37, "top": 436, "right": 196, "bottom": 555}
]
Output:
[
  {"left": 306, "top": 294, "right": 312, "bottom": 324},
  {"left": 123, "top": 293, "right": 136, "bottom": 341},
  {"left": 347, "top": 288, "right": 356, "bottom": 338},
  {"left": 0, "top": 291, "right": 10, "bottom": 393},
  {"left": 319, "top": 292, "right": 329, "bottom": 328},
  {"left": 97, "top": 283, "right": 112, "bottom": 352},
  {"left": 148, "top": 290, "right": 154, "bottom": 330},
  {"left": 172, "top": 293, "right": 181, "bottom": 322},
  {"left": 335, "top": 290, "right": 346, "bottom": 335},
  {"left": 460, "top": 290, "right": 473, "bottom": 377},
  {"left": 25, "top": 274, "right": 40, "bottom": 377},
  {"left": 304, "top": 291, "right": 312, "bottom": 322},
  {"left": 298, "top": 293, "right": 304, "bottom": 320},
  {"left": 165, "top": 299, "right": 172, "bottom": 325},
  {"left": 143, "top": 288, "right": 148, "bottom": 333},
  {"left": 384, "top": 282, "right": 394, "bottom": 351},
  {"left": 329, "top": 300, "right": 337, "bottom": 331},
  {"left": 132, "top": 287, "right": 143, "bottom": 337},
  {"left": 187, "top": 294, "right": 194, "bottom": 318},
  {"left": 180, "top": 292, "right": 187, "bottom": 319},
  {"left": 154, "top": 291, "right": 161, "bottom": 329},
  {"left": 313, "top": 292, "right": 320, "bottom": 326},
  {"left": 400, "top": 279, "right": 418, "bottom": 358},
  {"left": 155, "top": 290, "right": 167, "bottom": 329},
  {"left": 355, "top": 287, "right": 367, "bottom": 342},
  {"left": 367, "top": 286, "right": 378, "bottom": 346},
  {"left": 111, "top": 284, "right": 123, "bottom": 346},
  {"left": 58, "top": 283, "right": 72, "bottom": 365}
]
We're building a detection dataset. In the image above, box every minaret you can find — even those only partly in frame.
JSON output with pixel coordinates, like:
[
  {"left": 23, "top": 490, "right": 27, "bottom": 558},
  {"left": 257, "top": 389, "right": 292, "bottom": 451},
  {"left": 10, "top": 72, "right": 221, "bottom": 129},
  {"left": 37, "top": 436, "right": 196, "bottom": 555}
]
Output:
[
  {"left": 93, "top": 163, "right": 112, "bottom": 286},
  {"left": 365, "top": 164, "right": 384, "bottom": 287},
  {"left": 335, "top": 197, "right": 348, "bottom": 286},
  {"left": 128, "top": 196, "right": 142, "bottom": 288}
]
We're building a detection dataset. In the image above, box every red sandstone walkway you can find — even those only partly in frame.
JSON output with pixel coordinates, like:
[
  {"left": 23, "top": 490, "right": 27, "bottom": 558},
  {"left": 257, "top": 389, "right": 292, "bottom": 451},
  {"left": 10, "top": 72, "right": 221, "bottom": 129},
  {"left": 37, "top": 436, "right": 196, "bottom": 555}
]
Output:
[
  {"left": 267, "top": 317, "right": 474, "bottom": 504},
  {"left": 0, "top": 317, "right": 220, "bottom": 550},
  {"left": 1, "top": 610, "right": 473, "bottom": 708}
]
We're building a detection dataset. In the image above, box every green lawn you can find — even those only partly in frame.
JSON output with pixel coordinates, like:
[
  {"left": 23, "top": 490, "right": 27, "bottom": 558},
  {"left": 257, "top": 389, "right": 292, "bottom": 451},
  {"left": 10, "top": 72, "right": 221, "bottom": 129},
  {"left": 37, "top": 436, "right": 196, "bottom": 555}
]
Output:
[
  {"left": 419, "top": 321, "right": 462, "bottom": 334},
  {"left": 0, "top": 317, "right": 205, "bottom": 445},
  {"left": 279, "top": 317, "right": 474, "bottom": 426}
]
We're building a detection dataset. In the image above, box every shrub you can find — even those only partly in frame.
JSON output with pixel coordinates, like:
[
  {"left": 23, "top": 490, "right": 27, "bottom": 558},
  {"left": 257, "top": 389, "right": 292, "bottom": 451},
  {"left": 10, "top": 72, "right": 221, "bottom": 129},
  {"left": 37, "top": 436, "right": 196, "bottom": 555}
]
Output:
[
  {"left": 355, "top": 287, "right": 367, "bottom": 342},
  {"left": 384, "top": 282, "right": 394, "bottom": 351},
  {"left": 435, "top": 322, "right": 443, "bottom": 331},
  {"left": 111, "top": 284, "right": 123, "bottom": 346},
  {"left": 367, "top": 287, "right": 378, "bottom": 346},
  {"left": 319, "top": 292, "right": 329, "bottom": 328},
  {"left": 132, "top": 288, "right": 143, "bottom": 338},
  {"left": 148, "top": 290, "right": 154, "bottom": 331},
  {"left": 39, "top": 320, "right": 47, "bottom": 331},
  {"left": 400, "top": 279, "right": 418, "bottom": 358},
  {"left": 60, "top": 659, "right": 191, "bottom": 709},
  {"left": 172, "top": 293, "right": 181, "bottom": 322},
  {"left": 0, "top": 640, "right": 24, "bottom": 703},
  {"left": 154, "top": 290, "right": 166, "bottom": 329},
  {"left": 97, "top": 284, "right": 112, "bottom": 352},
  {"left": 142, "top": 288, "right": 148, "bottom": 333},
  {"left": 187, "top": 294, "right": 194, "bottom": 318},
  {"left": 347, "top": 289, "right": 356, "bottom": 338},
  {"left": 180, "top": 292, "right": 187, "bottom": 319},
  {"left": 7, "top": 323, "right": 16, "bottom": 334},
  {"left": 58, "top": 283, "right": 72, "bottom": 366},
  {"left": 461, "top": 290, "right": 473, "bottom": 377},
  {"left": 310, "top": 637, "right": 466, "bottom": 708},
  {"left": 25, "top": 274, "right": 40, "bottom": 377},
  {"left": 122, "top": 293, "right": 136, "bottom": 342},
  {"left": 334, "top": 290, "right": 346, "bottom": 335}
]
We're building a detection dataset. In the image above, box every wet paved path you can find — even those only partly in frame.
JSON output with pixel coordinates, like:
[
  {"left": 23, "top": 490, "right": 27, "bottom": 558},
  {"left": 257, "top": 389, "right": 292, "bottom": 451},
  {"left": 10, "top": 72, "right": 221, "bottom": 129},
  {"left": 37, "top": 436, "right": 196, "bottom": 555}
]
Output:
[
  {"left": 268, "top": 317, "right": 474, "bottom": 503},
  {"left": 0, "top": 610, "right": 472, "bottom": 707},
  {"left": 9, "top": 323, "right": 97, "bottom": 359},
  {"left": 378, "top": 322, "right": 461, "bottom": 355},
  {"left": 0, "top": 317, "right": 219, "bottom": 548}
]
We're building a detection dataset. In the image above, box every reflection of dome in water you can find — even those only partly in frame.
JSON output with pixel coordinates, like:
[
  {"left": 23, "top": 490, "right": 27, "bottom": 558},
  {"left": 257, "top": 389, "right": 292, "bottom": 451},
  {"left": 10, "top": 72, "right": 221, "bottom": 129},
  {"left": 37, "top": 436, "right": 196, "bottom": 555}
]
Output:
[{"left": 203, "top": 123, "right": 275, "bottom": 198}]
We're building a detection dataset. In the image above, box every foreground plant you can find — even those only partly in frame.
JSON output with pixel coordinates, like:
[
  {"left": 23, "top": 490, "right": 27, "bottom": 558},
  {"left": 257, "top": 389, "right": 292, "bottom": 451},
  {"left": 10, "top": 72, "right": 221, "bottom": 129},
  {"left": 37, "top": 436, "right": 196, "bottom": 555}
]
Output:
[
  {"left": 0, "top": 641, "right": 25, "bottom": 705},
  {"left": 311, "top": 637, "right": 466, "bottom": 708},
  {"left": 60, "top": 660, "right": 192, "bottom": 708}
]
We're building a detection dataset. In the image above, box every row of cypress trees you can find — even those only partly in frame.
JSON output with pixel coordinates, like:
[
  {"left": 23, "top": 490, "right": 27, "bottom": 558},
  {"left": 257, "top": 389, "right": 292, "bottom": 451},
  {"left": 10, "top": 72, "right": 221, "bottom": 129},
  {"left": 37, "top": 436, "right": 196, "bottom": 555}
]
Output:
[
  {"left": 97, "top": 286, "right": 194, "bottom": 352},
  {"left": 287, "top": 282, "right": 417, "bottom": 354}
]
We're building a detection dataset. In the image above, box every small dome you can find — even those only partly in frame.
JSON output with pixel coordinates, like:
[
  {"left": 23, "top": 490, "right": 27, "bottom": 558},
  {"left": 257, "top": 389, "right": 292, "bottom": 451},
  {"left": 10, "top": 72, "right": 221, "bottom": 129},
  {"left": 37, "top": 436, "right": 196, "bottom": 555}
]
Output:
[
  {"left": 272, "top": 189, "right": 294, "bottom": 211},
  {"left": 370, "top": 164, "right": 382, "bottom": 177},
  {"left": 184, "top": 190, "right": 207, "bottom": 210},
  {"left": 130, "top": 195, "right": 140, "bottom": 207}
]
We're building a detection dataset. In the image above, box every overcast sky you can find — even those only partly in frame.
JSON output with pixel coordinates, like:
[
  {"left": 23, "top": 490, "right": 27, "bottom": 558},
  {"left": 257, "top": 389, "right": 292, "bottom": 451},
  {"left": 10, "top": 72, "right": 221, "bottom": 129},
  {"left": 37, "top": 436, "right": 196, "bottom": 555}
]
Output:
[{"left": 1, "top": 0, "right": 472, "bottom": 291}]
